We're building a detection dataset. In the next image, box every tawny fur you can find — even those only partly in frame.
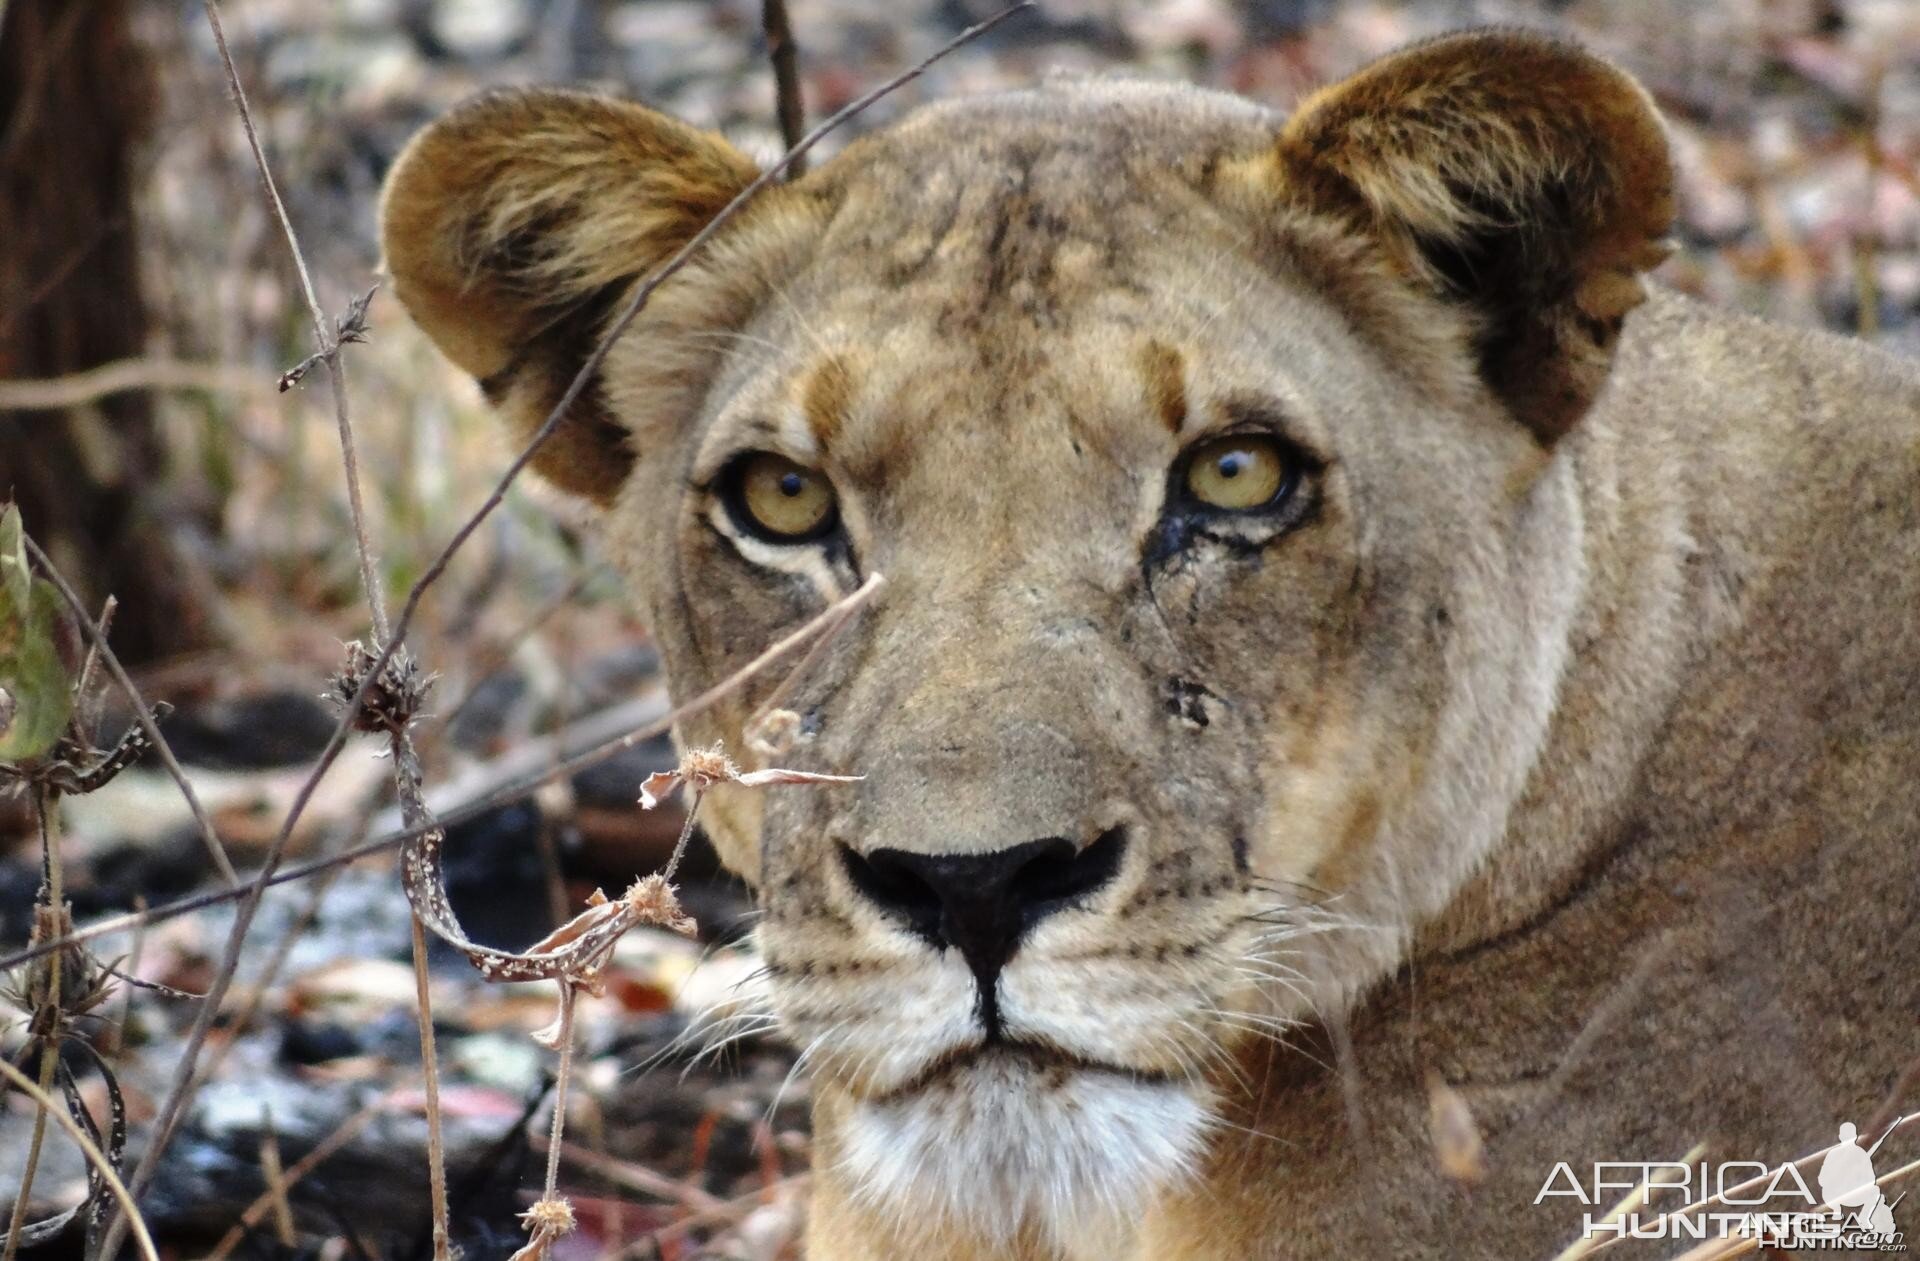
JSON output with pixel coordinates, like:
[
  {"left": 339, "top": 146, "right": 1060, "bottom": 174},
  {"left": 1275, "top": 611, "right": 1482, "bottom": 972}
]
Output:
[
  {"left": 381, "top": 30, "right": 1920, "bottom": 1261},
  {"left": 379, "top": 89, "right": 763, "bottom": 499}
]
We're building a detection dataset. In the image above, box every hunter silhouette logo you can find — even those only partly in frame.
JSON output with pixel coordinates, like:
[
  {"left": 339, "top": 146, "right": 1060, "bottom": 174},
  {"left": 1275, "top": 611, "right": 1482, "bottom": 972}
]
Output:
[
  {"left": 1818, "top": 1122, "right": 1901, "bottom": 1240},
  {"left": 1537, "top": 1114, "right": 1914, "bottom": 1251}
]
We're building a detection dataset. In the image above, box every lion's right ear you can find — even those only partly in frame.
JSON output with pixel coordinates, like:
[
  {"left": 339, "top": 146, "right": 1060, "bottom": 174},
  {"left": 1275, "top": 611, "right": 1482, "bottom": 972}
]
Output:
[{"left": 380, "top": 90, "right": 760, "bottom": 503}]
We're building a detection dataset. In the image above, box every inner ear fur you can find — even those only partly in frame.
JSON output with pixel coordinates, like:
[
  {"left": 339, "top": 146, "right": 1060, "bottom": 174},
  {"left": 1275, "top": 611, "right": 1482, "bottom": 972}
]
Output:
[
  {"left": 379, "top": 89, "right": 760, "bottom": 502},
  {"left": 1271, "top": 29, "right": 1675, "bottom": 442}
]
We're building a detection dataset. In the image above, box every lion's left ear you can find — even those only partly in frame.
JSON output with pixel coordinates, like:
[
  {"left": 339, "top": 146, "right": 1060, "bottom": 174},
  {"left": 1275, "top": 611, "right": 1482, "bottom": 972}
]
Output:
[{"left": 1268, "top": 30, "right": 1674, "bottom": 442}]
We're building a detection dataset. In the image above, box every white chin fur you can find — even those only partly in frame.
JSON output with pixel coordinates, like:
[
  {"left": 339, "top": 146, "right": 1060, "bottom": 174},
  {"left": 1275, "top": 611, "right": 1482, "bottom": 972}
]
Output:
[{"left": 836, "top": 1058, "right": 1212, "bottom": 1258}]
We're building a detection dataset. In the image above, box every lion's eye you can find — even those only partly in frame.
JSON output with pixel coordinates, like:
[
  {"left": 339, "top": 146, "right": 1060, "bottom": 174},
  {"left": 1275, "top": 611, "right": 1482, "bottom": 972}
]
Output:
[
  {"left": 1181, "top": 435, "right": 1292, "bottom": 511},
  {"left": 726, "top": 452, "right": 838, "bottom": 541}
]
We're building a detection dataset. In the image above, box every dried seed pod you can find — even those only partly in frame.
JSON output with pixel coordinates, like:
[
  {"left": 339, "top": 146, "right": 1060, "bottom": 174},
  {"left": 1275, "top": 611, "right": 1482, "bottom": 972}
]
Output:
[
  {"left": 508, "top": 1197, "right": 576, "bottom": 1261},
  {"left": 328, "top": 639, "right": 435, "bottom": 736}
]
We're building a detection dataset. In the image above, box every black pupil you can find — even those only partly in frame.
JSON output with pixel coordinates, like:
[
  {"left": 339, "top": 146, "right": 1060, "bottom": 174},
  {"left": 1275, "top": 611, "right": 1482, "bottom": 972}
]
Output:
[
  {"left": 1217, "top": 451, "right": 1248, "bottom": 479},
  {"left": 778, "top": 471, "right": 805, "bottom": 497}
]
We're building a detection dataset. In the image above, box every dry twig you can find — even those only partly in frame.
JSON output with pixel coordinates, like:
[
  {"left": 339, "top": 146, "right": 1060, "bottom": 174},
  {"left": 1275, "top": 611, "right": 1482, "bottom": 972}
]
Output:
[
  {"left": 202, "top": 1095, "right": 388, "bottom": 1261},
  {"left": 2, "top": 792, "right": 65, "bottom": 1261},
  {"left": 257, "top": 1114, "right": 296, "bottom": 1247},
  {"left": 41, "top": 8, "right": 1029, "bottom": 1252},
  {"left": 21, "top": 538, "right": 237, "bottom": 886},
  {"left": 763, "top": 0, "right": 808, "bottom": 173},
  {"left": 0, "top": 358, "right": 273, "bottom": 408},
  {"left": 533, "top": 1139, "right": 724, "bottom": 1214},
  {"left": 0, "top": 574, "right": 885, "bottom": 979},
  {"left": 0, "top": 1057, "right": 157, "bottom": 1261}
]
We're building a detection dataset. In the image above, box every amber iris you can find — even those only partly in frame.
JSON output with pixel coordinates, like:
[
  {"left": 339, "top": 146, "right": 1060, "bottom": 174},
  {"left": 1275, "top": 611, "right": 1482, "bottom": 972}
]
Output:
[
  {"left": 732, "top": 453, "right": 837, "bottom": 540},
  {"left": 1183, "top": 435, "right": 1290, "bottom": 510}
]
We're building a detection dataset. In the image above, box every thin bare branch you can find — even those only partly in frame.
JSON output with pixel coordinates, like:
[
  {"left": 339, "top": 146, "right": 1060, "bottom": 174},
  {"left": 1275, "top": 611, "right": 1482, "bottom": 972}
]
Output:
[
  {"left": 135, "top": 11, "right": 416, "bottom": 1258},
  {"left": 763, "top": 0, "right": 807, "bottom": 174},
  {"left": 69, "top": 595, "right": 116, "bottom": 744},
  {"left": 21, "top": 537, "right": 238, "bottom": 887},
  {"left": 55, "top": 15, "right": 1025, "bottom": 1243},
  {"left": 257, "top": 1114, "right": 295, "bottom": 1246},
  {"left": 505, "top": 988, "right": 583, "bottom": 1260},
  {"left": 201, "top": 0, "right": 388, "bottom": 634},
  {"left": 0, "top": 574, "right": 884, "bottom": 977},
  {"left": 0, "top": 1058, "right": 158, "bottom": 1261},
  {"left": 2, "top": 791, "right": 63, "bottom": 1261},
  {"left": 618, "top": 1174, "right": 812, "bottom": 1257},
  {"left": 200, "top": 0, "right": 330, "bottom": 344},
  {"left": 532, "top": 1138, "right": 724, "bottom": 1213},
  {"left": 407, "top": 916, "right": 453, "bottom": 1260},
  {"left": 0, "top": 358, "right": 272, "bottom": 409},
  {"left": 202, "top": 1095, "right": 386, "bottom": 1261}
]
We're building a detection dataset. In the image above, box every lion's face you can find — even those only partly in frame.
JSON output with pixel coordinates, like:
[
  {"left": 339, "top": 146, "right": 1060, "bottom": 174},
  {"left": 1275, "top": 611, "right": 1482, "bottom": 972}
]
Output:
[
  {"left": 382, "top": 35, "right": 1672, "bottom": 1250},
  {"left": 597, "top": 92, "right": 1596, "bottom": 1240}
]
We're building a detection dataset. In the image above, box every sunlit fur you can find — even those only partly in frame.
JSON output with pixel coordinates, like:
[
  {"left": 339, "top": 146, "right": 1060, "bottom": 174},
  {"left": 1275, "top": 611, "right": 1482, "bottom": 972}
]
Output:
[{"left": 384, "top": 28, "right": 1920, "bottom": 1261}]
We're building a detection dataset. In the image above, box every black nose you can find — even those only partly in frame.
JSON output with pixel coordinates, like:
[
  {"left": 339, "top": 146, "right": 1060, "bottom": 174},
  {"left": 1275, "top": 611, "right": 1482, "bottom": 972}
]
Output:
[{"left": 840, "top": 827, "right": 1127, "bottom": 993}]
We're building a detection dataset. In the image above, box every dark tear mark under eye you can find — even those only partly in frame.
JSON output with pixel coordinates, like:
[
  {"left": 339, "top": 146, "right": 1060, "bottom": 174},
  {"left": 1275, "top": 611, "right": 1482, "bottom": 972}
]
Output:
[
  {"left": 1230, "top": 835, "right": 1250, "bottom": 875},
  {"left": 1142, "top": 400, "right": 1325, "bottom": 571},
  {"left": 1143, "top": 486, "right": 1321, "bottom": 571}
]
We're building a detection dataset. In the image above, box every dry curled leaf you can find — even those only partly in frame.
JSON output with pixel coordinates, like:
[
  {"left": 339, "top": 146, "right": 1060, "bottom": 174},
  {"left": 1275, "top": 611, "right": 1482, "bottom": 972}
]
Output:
[
  {"left": 639, "top": 743, "right": 861, "bottom": 809},
  {"left": 469, "top": 876, "right": 699, "bottom": 994},
  {"left": 401, "top": 737, "right": 854, "bottom": 1064}
]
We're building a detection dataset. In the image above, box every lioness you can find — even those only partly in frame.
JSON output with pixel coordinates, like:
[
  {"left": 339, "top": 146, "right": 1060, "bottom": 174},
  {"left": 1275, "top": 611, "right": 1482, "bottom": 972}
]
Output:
[{"left": 380, "top": 29, "right": 1920, "bottom": 1260}]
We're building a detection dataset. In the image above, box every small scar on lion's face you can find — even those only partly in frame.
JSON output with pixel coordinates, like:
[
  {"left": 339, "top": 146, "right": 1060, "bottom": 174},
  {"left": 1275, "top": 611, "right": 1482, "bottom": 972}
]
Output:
[{"left": 1163, "top": 677, "right": 1219, "bottom": 728}]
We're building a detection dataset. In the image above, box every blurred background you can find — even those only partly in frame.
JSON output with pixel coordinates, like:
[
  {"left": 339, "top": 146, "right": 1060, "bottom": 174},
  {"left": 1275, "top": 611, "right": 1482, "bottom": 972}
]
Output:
[{"left": 1, "top": 0, "right": 1916, "bottom": 1256}]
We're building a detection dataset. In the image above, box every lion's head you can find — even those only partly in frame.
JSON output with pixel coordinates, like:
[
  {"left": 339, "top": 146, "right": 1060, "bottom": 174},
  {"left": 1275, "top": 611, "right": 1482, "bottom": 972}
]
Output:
[{"left": 381, "top": 29, "right": 1672, "bottom": 1252}]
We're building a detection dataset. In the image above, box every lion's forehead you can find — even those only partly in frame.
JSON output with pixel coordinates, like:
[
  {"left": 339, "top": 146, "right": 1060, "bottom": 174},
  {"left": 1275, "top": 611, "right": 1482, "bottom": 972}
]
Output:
[
  {"left": 785, "top": 86, "right": 1277, "bottom": 325},
  {"left": 869, "top": 76, "right": 1281, "bottom": 166}
]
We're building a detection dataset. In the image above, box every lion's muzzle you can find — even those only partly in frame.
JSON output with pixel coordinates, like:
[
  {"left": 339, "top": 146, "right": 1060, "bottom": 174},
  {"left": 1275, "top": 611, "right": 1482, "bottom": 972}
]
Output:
[{"left": 837, "top": 826, "right": 1127, "bottom": 1035}]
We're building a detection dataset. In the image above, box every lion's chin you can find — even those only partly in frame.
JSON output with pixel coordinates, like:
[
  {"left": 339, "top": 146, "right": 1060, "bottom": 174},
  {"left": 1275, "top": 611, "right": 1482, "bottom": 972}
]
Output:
[{"left": 835, "top": 1048, "right": 1213, "bottom": 1257}]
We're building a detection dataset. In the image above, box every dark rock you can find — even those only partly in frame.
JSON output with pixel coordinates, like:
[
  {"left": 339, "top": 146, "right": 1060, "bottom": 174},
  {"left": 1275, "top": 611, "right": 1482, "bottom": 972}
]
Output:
[
  {"left": 138, "top": 692, "right": 339, "bottom": 771},
  {"left": 279, "top": 1017, "right": 364, "bottom": 1066},
  {"left": 75, "top": 829, "right": 212, "bottom": 918},
  {"left": 426, "top": 800, "right": 553, "bottom": 966},
  {"left": 443, "top": 671, "right": 527, "bottom": 754},
  {"left": 570, "top": 730, "right": 676, "bottom": 811},
  {"left": 138, "top": 1079, "right": 531, "bottom": 1253}
]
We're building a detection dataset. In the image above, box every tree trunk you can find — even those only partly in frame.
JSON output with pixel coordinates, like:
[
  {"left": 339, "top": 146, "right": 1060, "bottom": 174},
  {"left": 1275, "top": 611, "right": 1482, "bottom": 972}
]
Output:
[{"left": 0, "top": 0, "right": 211, "bottom": 664}]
